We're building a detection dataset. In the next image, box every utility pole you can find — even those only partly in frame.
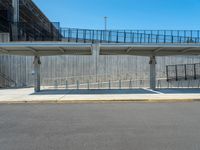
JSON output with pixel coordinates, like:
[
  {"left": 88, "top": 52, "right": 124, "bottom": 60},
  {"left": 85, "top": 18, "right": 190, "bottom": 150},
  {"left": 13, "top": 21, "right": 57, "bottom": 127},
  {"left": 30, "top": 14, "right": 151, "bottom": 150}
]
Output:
[{"left": 104, "top": 16, "right": 108, "bottom": 30}]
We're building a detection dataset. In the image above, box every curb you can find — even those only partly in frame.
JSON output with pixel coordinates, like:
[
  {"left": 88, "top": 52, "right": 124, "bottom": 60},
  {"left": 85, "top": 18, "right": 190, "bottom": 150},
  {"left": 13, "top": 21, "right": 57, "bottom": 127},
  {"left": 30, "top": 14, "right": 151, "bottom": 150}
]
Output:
[{"left": 0, "top": 99, "right": 200, "bottom": 104}]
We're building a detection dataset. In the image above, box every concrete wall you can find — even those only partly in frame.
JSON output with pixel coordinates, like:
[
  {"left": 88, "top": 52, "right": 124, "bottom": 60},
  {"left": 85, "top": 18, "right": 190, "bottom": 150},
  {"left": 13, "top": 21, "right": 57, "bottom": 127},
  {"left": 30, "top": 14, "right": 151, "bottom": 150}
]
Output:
[{"left": 0, "top": 53, "right": 200, "bottom": 88}]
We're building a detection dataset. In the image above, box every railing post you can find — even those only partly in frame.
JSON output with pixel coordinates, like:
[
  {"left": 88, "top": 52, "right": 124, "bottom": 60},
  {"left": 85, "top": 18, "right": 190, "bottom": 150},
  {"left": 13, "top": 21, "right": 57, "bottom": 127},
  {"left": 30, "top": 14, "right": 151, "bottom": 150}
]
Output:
[
  {"left": 198, "top": 80, "right": 200, "bottom": 88},
  {"left": 124, "top": 30, "right": 126, "bottom": 43},
  {"left": 144, "top": 30, "right": 146, "bottom": 43},
  {"left": 87, "top": 80, "right": 90, "bottom": 90},
  {"left": 108, "top": 31, "right": 111, "bottom": 43},
  {"left": 119, "top": 80, "right": 121, "bottom": 89},
  {"left": 175, "top": 65, "right": 178, "bottom": 81},
  {"left": 98, "top": 80, "right": 100, "bottom": 89},
  {"left": 100, "top": 30, "right": 103, "bottom": 43},
  {"left": 66, "top": 80, "right": 68, "bottom": 89},
  {"left": 184, "top": 64, "right": 187, "bottom": 80},
  {"left": 140, "top": 33, "right": 142, "bottom": 43},
  {"left": 83, "top": 30, "right": 86, "bottom": 43},
  {"left": 171, "top": 30, "right": 173, "bottom": 43},
  {"left": 132, "top": 32, "right": 135, "bottom": 43},
  {"left": 157, "top": 30, "right": 159, "bottom": 43},
  {"left": 92, "top": 30, "right": 95, "bottom": 43},
  {"left": 54, "top": 80, "right": 58, "bottom": 89},
  {"left": 68, "top": 28, "right": 71, "bottom": 42},
  {"left": 137, "top": 30, "right": 139, "bottom": 43},
  {"left": 166, "top": 66, "right": 169, "bottom": 82},
  {"left": 164, "top": 30, "right": 166, "bottom": 43},
  {"left": 77, "top": 80, "right": 79, "bottom": 89},
  {"left": 194, "top": 64, "right": 197, "bottom": 80},
  {"left": 129, "top": 79, "right": 132, "bottom": 89},
  {"left": 116, "top": 31, "right": 119, "bottom": 43},
  {"left": 177, "top": 30, "right": 180, "bottom": 43},
  {"left": 76, "top": 29, "right": 78, "bottom": 43}
]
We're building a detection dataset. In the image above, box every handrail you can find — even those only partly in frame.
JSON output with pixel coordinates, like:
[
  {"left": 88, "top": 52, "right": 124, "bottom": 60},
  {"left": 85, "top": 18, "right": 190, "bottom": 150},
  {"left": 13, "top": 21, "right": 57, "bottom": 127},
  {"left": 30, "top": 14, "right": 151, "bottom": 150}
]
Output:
[
  {"left": 0, "top": 72, "right": 16, "bottom": 87},
  {"left": 5, "top": 21, "right": 200, "bottom": 44},
  {"left": 41, "top": 77, "right": 200, "bottom": 90},
  {"left": 60, "top": 28, "right": 200, "bottom": 44}
]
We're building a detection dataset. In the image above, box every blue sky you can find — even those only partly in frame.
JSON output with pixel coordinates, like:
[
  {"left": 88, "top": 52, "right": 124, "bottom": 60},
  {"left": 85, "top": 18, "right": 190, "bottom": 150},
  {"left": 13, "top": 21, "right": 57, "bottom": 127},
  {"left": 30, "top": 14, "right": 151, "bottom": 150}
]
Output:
[{"left": 33, "top": 0, "right": 200, "bottom": 30}]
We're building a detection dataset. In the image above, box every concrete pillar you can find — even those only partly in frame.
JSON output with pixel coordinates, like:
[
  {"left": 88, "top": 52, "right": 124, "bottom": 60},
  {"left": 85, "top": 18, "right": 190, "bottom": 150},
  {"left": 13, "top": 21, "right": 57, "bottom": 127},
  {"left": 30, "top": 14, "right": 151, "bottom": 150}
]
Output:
[
  {"left": 12, "top": 0, "right": 19, "bottom": 40},
  {"left": 93, "top": 44, "right": 100, "bottom": 82},
  {"left": 33, "top": 56, "right": 41, "bottom": 92},
  {"left": 12, "top": 0, "right": 19, "bottom": 22},
  {"left": 149, "top": 56, "right": 156, "bottom": 90}
]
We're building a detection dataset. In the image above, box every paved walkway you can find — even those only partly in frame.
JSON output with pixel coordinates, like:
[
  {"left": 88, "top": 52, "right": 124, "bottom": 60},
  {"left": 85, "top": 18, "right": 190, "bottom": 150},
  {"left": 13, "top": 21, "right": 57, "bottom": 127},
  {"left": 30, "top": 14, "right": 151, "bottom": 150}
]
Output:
[{"left": 0, "top": 88, "right": 200, "bottom": 103}]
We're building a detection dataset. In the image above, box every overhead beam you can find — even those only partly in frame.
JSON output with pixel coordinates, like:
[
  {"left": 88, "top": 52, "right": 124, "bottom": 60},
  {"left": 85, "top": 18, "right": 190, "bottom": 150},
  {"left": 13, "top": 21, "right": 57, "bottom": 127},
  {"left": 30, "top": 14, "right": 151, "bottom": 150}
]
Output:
[
  {"left": 181, "top": 47, "right": 196, "bottom": 53},
  {"left": 153, "top": 47, "right": 163, "bottom": 53},
  {"left": 126, "top": 47, "right": 134, "bottom": 53},
  {"left": 27, "top": 47, "right": 38, "bottom": 55},
  {"left": 58, "top": 47, "right": 65, "bottom": 53},
  {"left": 0, "top": 47, "right": 9, "bottom": 54}
]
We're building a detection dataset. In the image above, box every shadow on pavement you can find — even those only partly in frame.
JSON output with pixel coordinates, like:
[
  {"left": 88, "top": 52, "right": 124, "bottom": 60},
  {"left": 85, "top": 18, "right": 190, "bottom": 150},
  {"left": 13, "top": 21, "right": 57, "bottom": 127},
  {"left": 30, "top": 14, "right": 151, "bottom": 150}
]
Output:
[
  {"left": 157, "top": 88, "right": 200, "bottom": 94},
  {"left": 31, "top": 89, "right": 156, "bottom": 95}
]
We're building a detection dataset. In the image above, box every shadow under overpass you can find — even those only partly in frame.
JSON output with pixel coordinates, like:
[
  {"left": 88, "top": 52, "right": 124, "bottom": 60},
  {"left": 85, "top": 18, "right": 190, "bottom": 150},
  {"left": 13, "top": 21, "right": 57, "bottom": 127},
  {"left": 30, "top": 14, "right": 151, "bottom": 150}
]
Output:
[{"left": 31, "top": 88, "right": 200, "bottom": 95}]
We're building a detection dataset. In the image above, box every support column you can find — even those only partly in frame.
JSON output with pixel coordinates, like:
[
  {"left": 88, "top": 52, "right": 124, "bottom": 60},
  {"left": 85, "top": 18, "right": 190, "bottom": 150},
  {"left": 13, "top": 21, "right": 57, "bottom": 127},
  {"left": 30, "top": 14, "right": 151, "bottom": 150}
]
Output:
[
  {"left": 12, "top": 0, "right": 19, "bottom": 22},
  {"left": 33, "top": 56, "right": 41, "bottom": 92},
  {"left": 12, "top": 0, "right": 19, "bottom": 40},
  {"left": 93, "top": 44, "right": 100, "bottom": 82},
  {"left": 149, "top": 56, "right": 156, "bottom": 90}
]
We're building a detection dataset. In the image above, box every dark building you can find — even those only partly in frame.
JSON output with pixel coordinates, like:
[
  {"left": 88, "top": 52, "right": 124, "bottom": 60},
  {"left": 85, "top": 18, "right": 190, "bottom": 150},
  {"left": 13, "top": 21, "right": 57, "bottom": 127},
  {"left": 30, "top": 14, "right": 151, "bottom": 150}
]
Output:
[{"left": 0, "top": 0, "right": 60, "bottom": 41}]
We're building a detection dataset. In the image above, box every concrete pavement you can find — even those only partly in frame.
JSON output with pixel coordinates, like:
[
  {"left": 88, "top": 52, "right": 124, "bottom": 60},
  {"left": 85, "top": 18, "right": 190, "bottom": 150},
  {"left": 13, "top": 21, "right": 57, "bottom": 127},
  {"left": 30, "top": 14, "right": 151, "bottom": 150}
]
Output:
[{"left": 0, "top": 88, "right": 200, "bottom": 103}]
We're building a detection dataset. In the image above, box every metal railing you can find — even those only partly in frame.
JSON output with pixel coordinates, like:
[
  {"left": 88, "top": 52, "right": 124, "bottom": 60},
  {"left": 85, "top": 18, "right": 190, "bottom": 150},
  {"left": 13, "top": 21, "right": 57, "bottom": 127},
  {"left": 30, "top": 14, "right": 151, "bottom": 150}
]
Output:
[
  {"left": 157, "top": 78, "right": 200, "bottom": 89},
  {"left": 0, "top": 72, "right": 16, "bottom": 88},
  {"left": 3, "top": 23, "right": 200, "bottom": 44},
  {"left": 42, "top": 78, "right": 150, "bottom": 90},
  {"left": 42, "top": 75, "right": 200, "bottom": 90},
  {"left": 61, "top": 28, "right": 200, "bottom": 44},
  {"left": 166, "top": 63, "right": 200, "bottom": 81},
  {"left": 41, "top": 74, "right": 149, "bottom": 90}
]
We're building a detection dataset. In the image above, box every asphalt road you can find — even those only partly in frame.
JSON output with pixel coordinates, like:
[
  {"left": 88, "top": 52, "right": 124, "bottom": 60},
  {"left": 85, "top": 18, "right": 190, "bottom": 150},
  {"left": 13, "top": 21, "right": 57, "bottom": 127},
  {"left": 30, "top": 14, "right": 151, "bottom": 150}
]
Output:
[{"left": 0, "top": 103, "right": 200, "bottom": 150}]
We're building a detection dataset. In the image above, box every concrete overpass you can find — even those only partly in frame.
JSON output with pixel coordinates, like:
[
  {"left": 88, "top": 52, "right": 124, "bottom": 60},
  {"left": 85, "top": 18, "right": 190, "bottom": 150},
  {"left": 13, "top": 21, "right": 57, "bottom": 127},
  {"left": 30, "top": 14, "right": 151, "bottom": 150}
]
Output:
[
  {"left": 2, "top": 1, "right": 200, "bottom": 92},
  {"left": 1, "top": 42, "right": 200, "bottom": 92}
]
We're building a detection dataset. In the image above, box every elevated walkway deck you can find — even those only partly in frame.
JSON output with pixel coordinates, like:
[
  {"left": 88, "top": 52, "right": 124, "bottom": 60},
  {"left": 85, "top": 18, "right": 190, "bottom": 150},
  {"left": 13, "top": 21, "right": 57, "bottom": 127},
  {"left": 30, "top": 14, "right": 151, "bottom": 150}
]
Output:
[
  {"left": 1, "top": 42, "right": 200, "bottom": 56},
  {"left": 1, "top": 29, "right": 200, "bottom": 92}
]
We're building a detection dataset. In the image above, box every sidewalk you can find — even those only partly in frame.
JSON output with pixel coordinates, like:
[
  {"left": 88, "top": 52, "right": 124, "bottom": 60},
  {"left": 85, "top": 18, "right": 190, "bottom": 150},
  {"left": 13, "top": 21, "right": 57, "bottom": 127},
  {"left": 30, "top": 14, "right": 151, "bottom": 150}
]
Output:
[{"left": 0, "top": 88, "right": 200, "bottom": 103}]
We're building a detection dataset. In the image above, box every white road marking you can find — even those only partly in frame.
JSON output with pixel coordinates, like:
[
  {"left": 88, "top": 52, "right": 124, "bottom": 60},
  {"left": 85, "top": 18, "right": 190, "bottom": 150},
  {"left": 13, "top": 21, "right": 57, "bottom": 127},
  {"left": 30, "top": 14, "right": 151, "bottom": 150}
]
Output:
[{"left": 143, "top": 88, "right": 164, "bottom": 94}]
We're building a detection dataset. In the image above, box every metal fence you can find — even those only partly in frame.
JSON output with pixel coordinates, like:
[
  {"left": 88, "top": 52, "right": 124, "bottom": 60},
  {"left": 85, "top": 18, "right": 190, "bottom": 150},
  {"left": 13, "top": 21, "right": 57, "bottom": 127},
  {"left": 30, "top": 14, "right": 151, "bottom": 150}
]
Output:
[
  {"left": 157, "top": 78, "right": 200, "bottom": 89},
  {"left": 41, "top": 74, "right": 149, "bottom": 90},
  {"left": 166, "top": 63, "right": 200, "bottom": 81},
  {"left": 61, "top": 28, "right": 200, "bottom": 44},
  {"left": 3, "top": 24, "right": 200, "bottom": 44},
  {"left": 41, "top": 77, "right": 200, "bottom": 90}
]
